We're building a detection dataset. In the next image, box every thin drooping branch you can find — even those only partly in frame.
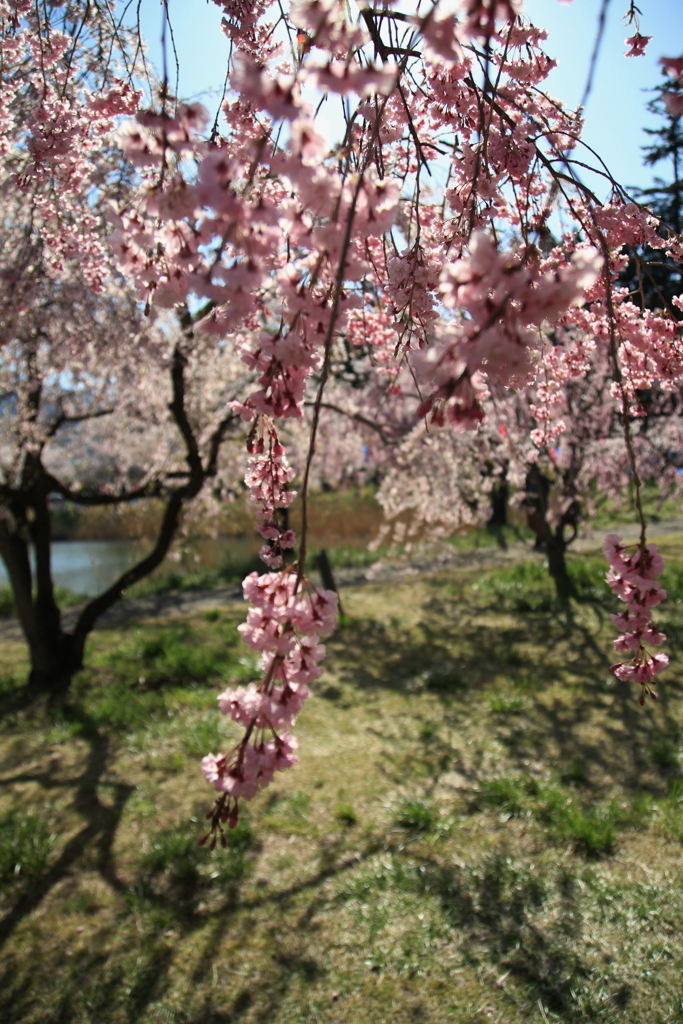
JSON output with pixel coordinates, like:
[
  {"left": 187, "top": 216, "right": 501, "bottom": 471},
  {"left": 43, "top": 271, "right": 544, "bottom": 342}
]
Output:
[
  {"left": 33, "top": 475, "right": 164, "bottom": 507},
  {"left": 304, "top": 400, "right": 402, "bottom": 445},
  {"left": 595, "top": 231, "right": 649, "bottom": 550}
]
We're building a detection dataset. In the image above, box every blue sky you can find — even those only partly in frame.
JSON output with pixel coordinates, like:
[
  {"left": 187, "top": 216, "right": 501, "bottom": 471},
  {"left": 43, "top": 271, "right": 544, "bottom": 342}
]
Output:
[
  {"left": 524, "top": 0, "right": 683, "bottom": 192},
  {"left": 134, "top": 0, "right": 683, "bottom": 193}
]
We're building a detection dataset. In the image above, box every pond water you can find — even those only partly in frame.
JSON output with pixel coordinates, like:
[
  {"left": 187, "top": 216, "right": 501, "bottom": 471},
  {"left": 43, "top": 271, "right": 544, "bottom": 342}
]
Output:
[{"left": 0, "top": 536, "right": 259, "bottom": 597}]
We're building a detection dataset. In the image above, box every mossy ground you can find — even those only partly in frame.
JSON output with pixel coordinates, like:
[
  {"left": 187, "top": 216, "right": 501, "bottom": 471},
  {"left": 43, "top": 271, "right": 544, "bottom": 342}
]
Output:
[{"left": 1, "top": 538, "right": 683, "bottom": 1023}]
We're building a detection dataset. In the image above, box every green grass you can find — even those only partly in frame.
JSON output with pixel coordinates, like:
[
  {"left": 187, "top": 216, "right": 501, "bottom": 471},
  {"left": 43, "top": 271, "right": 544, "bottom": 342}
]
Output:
[
  {"left": 334, "top": 803, "right": 358, "bottom": 827},
  {"left": 475, "top": 555, "right": 617, "bottom": 612},
  {"left": 648, "top": 737, "right": 680, "bottom": 770},
  {"left": 0, "top": 588, "right": 14, "bottom": 617},
  {"left": 488, "top": 692, "right": 529, "bottom": 714},
  {"left": 0, "top": 584, "right": 82, "bottom": 618},
  {"left": 661, "top": 562, "right": 683, "bottom": 601},
  {"left": 446, "top": 522, "right": 534, "bottom": 551},
  {"left": 475, "top": 777, "right": 528, "bottom": 817},
  {"left": 537, "top": 788, "right": 620, "bottom": 857},
  {"left": 566, "top": 555, "right": 613, "bottom": 602},
  {"left": 420, "top": 664, "right": 465, "bottom": 693},
  {"left": 0, "top": 811, "right": 54, "bottom": 889},
  {"left": 1, "top": 542, "right": 683, "bottom": 1023},
  {"left": 589, "top": 483, "right": 682, "bottom": 529},
  {"left": 140, "top": 817, "right": 255, "bottom": 886},
  {"left": 307, "top": 545, "right": 390, "bottom": 570},
  {"left": 394, "top": 798, "right": 439, "bottom": 833},
  {"left": 474, "top": 560, "right": 557, "bottom": 612},
  {"left": 128, "top": 551, "right": 264, "bottom": 598}
]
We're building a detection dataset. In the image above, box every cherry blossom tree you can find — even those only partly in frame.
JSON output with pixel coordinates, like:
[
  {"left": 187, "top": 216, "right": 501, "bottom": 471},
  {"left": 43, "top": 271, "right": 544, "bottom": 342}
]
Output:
[
  {"left": 0, "top": 1, "right": 250, "bottom": 689},
  {"left": 377, "top": 347, "right": 683, "bottom": 605},
  {"left": 3, "top": 0, "right": 683, "bottom": 833}
]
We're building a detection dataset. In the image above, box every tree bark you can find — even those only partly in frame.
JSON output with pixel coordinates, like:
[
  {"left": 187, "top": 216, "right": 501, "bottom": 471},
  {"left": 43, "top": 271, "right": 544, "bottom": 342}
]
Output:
[
  {"left": 0, "top": 488, "right": 194, "bottom": 692},
  {"left": 545, "top": 532, "right": 576, "bottom": 605},
  {"left": 316, "top": 549, "right": 344, "bottom": 617},
  {"left": 0, "top": 515, "right": 80, "bottom": 691},
  {"left": 487, "top": 476, "right": 508, "bottom": 528},
  {"left": 524, "top": 465, "right": 577, "bottom": 605}
]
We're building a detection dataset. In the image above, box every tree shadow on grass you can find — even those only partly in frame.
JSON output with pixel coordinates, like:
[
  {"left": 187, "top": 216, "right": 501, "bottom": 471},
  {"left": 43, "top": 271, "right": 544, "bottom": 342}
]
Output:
[
  {"left": 413, "top": 849, "right": 601, "bottom": 1023},
  {"left": 0, "top": 769, "right": 384, "bottom": 1024},
  {"left": 329, "top": 582, "right": 683, "bottom": 800},
  {"left": 0, "top": 703, "right": 133, "bottom": 948},
  {"left": 0, "top": 570, "right": 680, "bottom": 1022}
]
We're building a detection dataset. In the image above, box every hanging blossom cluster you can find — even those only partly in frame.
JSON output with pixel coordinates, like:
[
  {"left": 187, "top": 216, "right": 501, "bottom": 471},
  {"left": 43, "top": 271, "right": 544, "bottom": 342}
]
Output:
[
  {"left": 604, "top": 535, "right": 668, "bottom": 704},
  {"left": 411, "top": 233, "right": 603, "bottom": 429},
  {"left": 105, "top": 0, "right": 406, "bottom": 831},
  {"left": 201, "top": 569, "right": 337, "bottom": 843},
  {"left": 244, "top": 422, "right": 297, "bottom": 569},
  {"left": 201, "top": 414, "right": 338, "bottom": 841}
]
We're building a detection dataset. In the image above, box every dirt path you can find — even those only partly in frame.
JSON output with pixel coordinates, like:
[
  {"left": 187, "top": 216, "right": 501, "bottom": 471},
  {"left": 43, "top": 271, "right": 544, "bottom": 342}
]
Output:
[{"left": 2, "top": 518, "right": 682, "bottom": 643}]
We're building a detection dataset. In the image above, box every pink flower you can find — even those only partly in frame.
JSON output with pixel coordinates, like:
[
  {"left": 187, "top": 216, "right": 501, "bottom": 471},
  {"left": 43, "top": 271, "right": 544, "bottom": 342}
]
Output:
[
  {"left": 218, "top": 684, "right": 266, "bottom": 725},
  {"left": 624, "top": 34, "right": 651, "bottom": 58},
  {"left": 660, "top": 55, "right": 683, "bottom": 80},
  {"left": 603, "top": 533, "right": 629, "bottom": 571},
  {"left": 641, "top": 625, "right": 667, "bottom": 647}
]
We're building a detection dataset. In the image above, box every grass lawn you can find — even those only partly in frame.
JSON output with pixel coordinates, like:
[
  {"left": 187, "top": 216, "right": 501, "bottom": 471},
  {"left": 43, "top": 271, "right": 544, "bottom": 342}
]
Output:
[{"left": 1, "top": 540, "right": 683, "bottom": 1023}]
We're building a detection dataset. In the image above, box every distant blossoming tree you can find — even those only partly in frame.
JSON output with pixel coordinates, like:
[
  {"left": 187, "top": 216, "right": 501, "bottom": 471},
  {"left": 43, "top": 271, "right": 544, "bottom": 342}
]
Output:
[{"left": 0, "top": 1, "right": 249, "bottom": 688}]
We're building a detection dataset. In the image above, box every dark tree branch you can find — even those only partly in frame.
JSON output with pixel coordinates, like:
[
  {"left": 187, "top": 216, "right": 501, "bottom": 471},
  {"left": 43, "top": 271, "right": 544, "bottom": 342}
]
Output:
[
  {"left": 303, "top": 399, "right": 401, "bottom": 445},
  {"left": 46, "top": 406, "right": 115, "bottom": 438},
  {"left": 71, "top": 486, "right": 186, "bottom": 649},
  {"left": 0, "top": 516, "right": 37, "bottom": 651},
  {"left": 206, "top": 412, "right": 237, "bottom": 478},
  {"left": 39, "top": 474, "right": 165, "bottom": 506},
  {"left": 71, "top": 339, "right": 218, "bottom": 653}
]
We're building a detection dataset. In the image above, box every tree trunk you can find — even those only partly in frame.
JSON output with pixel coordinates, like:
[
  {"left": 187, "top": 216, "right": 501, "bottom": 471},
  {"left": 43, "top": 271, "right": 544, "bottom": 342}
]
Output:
[
  {"left": 525, "top": 466, "right": 551, "bottom": 551},
  {"left": 0, "top": 515, "right": 81, "bottom": 692},
  {"left": 316, "top": 549, "right": 344, "bottom": 617},
  {"left": 26, "top": 632, "right": 84, "bottom": 693},
  {"left": 523, "top": 465, "right": 577, "bottom": 605},
  {"left": 487, "top": 477, "right": 508, "bottom": 528},
  {"left": 1, "top": 490, "right": 188, "bottom": 692},
  {"left": 546, "top": 533, "right": 576, "bottom": 605}
]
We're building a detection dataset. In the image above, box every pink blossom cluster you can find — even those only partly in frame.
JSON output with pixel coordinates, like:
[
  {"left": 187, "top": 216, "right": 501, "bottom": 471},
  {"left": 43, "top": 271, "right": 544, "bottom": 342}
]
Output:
[
  {"left": 201, "top": 569, "right": 337, "bottom": 842},
  {"left": 0, "top": 2, "right": 141, "bottom": 292},
  {"left": 624, "top": 33, "right": 651, "bottom": 59},
  {"left": 419, "top": 0, "right": 521, "bottom": 64},
  {"left": 244, "top": 424, "right": 297, "bottom": 569},
  {"left": 412, "top": 234, "right": 602, "bottom": 428},
  {"left": 604, "top": 535, "right": 668, "bottom": 704},
  {"left": 68, "top": 0, "right": 682, "bottom": 815},
  {"left": 387, "top": 246, "right": 441, "bottom": 352}
]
